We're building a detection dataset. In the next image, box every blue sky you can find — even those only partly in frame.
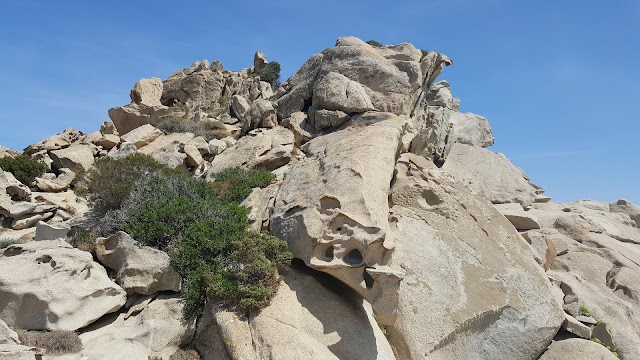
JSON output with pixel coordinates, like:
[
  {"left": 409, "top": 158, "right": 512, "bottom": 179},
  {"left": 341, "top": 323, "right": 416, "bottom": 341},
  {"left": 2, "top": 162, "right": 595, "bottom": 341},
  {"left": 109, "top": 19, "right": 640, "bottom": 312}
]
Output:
[{"left": 1, "top": 1, "right": 638, "bottom": 204}]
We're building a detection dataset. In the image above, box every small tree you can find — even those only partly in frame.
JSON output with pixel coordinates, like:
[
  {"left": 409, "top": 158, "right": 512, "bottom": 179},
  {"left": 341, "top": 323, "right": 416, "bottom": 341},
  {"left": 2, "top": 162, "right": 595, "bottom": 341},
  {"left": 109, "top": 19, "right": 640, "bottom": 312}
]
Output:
[
  {"left": 366, "top": 40, "right": 382, "bottom": 47},
  {"left": 0, "top": 155, "right": 47, "bottom": 184},
  {"left": 257, "top": 62, "right": 281, "bottom": 88}
]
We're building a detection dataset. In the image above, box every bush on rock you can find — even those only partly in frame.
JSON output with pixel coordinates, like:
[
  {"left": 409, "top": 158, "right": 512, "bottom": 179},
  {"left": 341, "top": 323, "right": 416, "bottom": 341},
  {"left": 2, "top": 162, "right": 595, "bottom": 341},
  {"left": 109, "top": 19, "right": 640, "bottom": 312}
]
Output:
[
  {"left": 79, "top": 154, "right": 291, "bottom": 317},
  {"left": 0, "top": 155, "right": 47, "bottom": 184}
]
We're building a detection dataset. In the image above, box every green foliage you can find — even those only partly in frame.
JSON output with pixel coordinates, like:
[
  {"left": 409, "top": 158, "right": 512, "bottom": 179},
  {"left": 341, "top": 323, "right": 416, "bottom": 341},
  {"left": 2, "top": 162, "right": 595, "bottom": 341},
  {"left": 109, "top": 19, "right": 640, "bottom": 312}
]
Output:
[
  {"left": 68, "top": 228, "right": 98, "bottom": 253},
  {"left": 579, "top": 304, "right": 591, "bottom": 317},
  {"left": 210, "top": 167, "right": 276, "bottom": 203},
  {"left": 76, "top": 153, "right": 179, "bottom": 214},
  {"left": 375, "top": 317, "right": 389, "bottom": 337},
  {"left": 102, "top": 167, "right": 290, "bottom": 318},
  {"left": 366, "top": 40, "right": 382, "bottom": 47},
  {"left": 0, "top": 155, "right": 47, "bottom": 184},
  {"left": 256, "top": 61, "right": 281, "bottom": 88}
]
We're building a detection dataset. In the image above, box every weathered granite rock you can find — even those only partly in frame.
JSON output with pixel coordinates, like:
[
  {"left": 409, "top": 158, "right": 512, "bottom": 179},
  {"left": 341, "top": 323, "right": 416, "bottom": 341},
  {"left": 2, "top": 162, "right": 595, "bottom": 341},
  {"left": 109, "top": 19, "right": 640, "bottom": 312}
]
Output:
[
  {"left": 442, "top": 143, "right": 539, "bottom": 206},
  {"left": 449, "top": 111, "right": 495, "bottom": 147},
  {"left": 277, "top": 36, "right": 450, "bottom": 119},
  {"left": 281, "top": 111, "right": 318, "bottom": 145},
  {"left": 0, "top": 240, "right": 126, "bottom": 331},
  {"left": 95, "top": 231, "right": 181, "bottom": 295},
  {"left": 78, "top": 294, "right": 195, "bottom": 360},
  {"left": 208, "top": 127, "right": 294, "bottom": 174},
  {"left": 34, "top": 221, "right": 70, "bottom": 241},
  {"left": 108, "top": 103, "right": 168, "bottom": 135},
  {"left": 183, "top": 144, "right": 204, "bottom": 166},
  {"left": 610, "top": 199, "right": 640, "bottom": 227},
  {"left": 1, "top": 171, "right": 31, "bottom": 202},
  {"left": 23, "top": 129, "right": 85, "bottom": 156},
  {"left": 312, "top": 71, "right": 374, "bottom": 113},
  {"left": 119, "top": 124, "right": 163, "bottom": 149},
  {"left": 385, "top": 153, "right": 563, "bottom": 360},
  {"left": 130, "top": 77, "right": 163, "bottom": 107},
  {"left": 271, "top": 113, "right": 407, "bottom": 324},
  {"left": 0, "top": 344, "right": 42, "bottom": 360},
  {"left": 539, "top": 338, "right": 618, "bottom": 360},
  {"left": 35, "top": 168, "right": 75, "bottom": 192},
  {"left": 94, "top": 133, "right": 120, "bottom": 149},
  {"left": 254, "top": 50, "right": 268, "bottom": 73},
  {"left": 49, "top": 144, "right": 95, "bottom": 173},
  {"left": 562, "top": 313, "right": 592, "bottom": 339},
  {"left": 308, "top": 107, "right": 350, "bottom": 130},
  {"left": 248, "top": 267, "right": 395, "bottom": 360},
  {"left": 243, "top": 99, "right": 277, "bottom": 132},
  {"left": 495, "top": 203, "right": 542, "bottom": 230}
]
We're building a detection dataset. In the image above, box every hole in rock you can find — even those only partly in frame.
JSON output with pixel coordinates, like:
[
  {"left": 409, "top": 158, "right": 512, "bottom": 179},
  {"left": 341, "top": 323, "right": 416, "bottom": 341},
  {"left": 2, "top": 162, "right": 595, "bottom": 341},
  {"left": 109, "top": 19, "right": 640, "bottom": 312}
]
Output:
[
  {"left": 336, "top": 227, "right": 343, "bottom": 232},
  {"left": 344, "top": 249, "right": 363, "bottom": 265},
  {"left": 291, "top": 259, "right": 362, "bottom": 305},
  {"left": 302, "top": 97, "right": 313, "bottom": 112},
  {"left": 319, "top": 196, "right": 341, "bottom": 210},
  {"left": 36, "top": 255, "right": 52, "bottom": 264},
  {"left": 364, "top": 268, "right": 375, "bottom": 290},
  {"left": 421, "top": 189, "right": 443, "bottom": 206},
  {"left": 324, "top": 246, "right": 335, "bottom": 260}
]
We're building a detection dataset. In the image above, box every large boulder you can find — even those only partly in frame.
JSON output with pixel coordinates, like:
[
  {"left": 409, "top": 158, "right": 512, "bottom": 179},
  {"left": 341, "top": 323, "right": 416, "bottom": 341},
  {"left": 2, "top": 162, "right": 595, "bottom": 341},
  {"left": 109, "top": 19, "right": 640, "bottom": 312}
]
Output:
[
  {"left": 539, "top": 338, "right": 618, "bottom": 360},
  {"left": 49, "top": 144, "right": 95, "bottom": 173},
  {"left": 195, "top": 267, "right": 395, "bottom": 360},
  {"left": 207, "top": 127, "right": 294, "bottom": 174},
  {"left": 312, "top": 71, "right": 374, "bottom": 113},
  {"left": 108, "top": 103, "right": 168, "bottom": 135},
  {"left": 385, "top": 153, "right": 563, "bottom": 360},
  {"left": 271, "top": 113, "right": 407, "bottom": 324},
  {"left": 130, "top": 77, "right": 163, "bottom": 107},
  {"left": 78, "top": 294, "right": 195, "bottom": 360},
  {"left": 23, "top": 128, "right": 85, "bottom": 156},
  {"left": 95, "top": 232, "right": 181, "bottom": 295},
  {"left": 448, "top": 111, "right": 495, "bottom": 147},
  {"left": 34, "top": 167, "right": 75, "bottom": 192},
  {"left": 119, "top": 124, "right": 163, "bottom": 149},
  {"left": 442, "top": 142, "right": 540, "bottom": 206},
  {"left": 277, "top": 36, "right": 451, "bottom": 119},
  {"left": 0, "top": 240, "right": 126, "bottom": 331}
]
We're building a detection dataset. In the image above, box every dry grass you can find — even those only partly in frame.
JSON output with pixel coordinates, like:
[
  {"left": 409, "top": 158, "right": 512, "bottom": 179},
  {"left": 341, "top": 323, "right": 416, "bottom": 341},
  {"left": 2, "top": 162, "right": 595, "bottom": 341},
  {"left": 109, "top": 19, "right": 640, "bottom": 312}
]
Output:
[
  {"left": 17, "top": 329, "right": 82, "bottom": 355},
  {"left": 170, "top": 348, "right": 201, "bottom": 360}
]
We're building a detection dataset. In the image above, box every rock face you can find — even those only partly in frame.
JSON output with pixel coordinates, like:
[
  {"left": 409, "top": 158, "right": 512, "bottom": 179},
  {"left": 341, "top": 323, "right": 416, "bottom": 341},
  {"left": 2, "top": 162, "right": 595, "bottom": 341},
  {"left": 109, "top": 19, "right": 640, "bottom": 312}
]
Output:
[
  {"left": 0, "top": 240, "right": 126, "bottom": 331},
  {"left": 49, "top": 144, "right": 95, "bottom": 173},
  {"left": 386, "top": 153, "right": 563, "bottom": 360},
  {"left": 78, "top": 294, "right": 195, "bottom": 360},
  {"left": 539, "top": 338, "right": 618, "bottom": 360},
  {"left": 442, "top": 143, "right": 541, "bottom": 206},
  {"left": 448, "top": 111, "right": 494, "bottom": 147},
  {"left": 95, "top": 232, "right": 181, "bottom": 295},
  {"left": 271, "top": 114, "right": 406, "bottom": 324}
]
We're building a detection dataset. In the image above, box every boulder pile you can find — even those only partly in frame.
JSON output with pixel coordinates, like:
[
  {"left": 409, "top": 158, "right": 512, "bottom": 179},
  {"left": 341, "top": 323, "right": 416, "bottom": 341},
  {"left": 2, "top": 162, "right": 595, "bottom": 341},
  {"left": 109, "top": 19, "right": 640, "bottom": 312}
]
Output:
[{"left": 0, "top": 37, "right": 637, "bottom": 360}]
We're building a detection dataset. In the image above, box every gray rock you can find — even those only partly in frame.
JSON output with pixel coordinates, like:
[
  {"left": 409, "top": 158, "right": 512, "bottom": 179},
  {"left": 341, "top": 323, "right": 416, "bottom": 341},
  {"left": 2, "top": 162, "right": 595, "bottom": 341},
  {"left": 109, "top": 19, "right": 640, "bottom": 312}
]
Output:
[
  {"left": 539, "top": 338, "right": 618, "bottom": 360},
  {"left": 34, "top": 221, "right": 70, "bottom": 241},
  {"left": 312, "top": 71, "right": 374, "bottom": 113},
  {"left": 308, "top": 107, "right": 350, "bottom": 130},
  {"left": 449, "top": 111, "right": 495, "bottom": 147},
  {"left": 495, "top": 203, "right": 542, "bottom": 230},
  {"left": 562, "top": 313, "right": 592, "bottom": 339}
]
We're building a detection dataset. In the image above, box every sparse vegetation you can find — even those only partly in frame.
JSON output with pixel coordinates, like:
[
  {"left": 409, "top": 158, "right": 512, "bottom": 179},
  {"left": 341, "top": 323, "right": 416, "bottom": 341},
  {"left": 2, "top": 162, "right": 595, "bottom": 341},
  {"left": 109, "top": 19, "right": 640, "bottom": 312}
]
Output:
[
  {"left": 68, "top": 228, "right": 98, "bottom": 253},
  {"left": 579, "top": 304, "right": 591, "bottom": 317},
  {"left": 375, "top": 317, "right": 389, "bottom": 337},
  {"left": 157, "top": 118, "right": 231, "bottom": 141},
  {"left": 17, "top": 329, "right": 82, "bottom": 355},
  {"left": 0, "top": 155, "right": 47, "bottom": 185},
  {"left": 590, "top": 338, "right": 619, "bottom": 357},
  {"left": 256, "top": 61, "right": 281, "bottom": 88},
  {"left": 75, "top": 153, "right": 180, "bottom": 214},
  {"left": 366, "top": 40, "right": 382, "bottom": 47},
  {"left": 0, "top": 238, "right": 20, "bottom": 249},
  {"left": 80, "top": 155, "right": 291, "bottom": 318}
]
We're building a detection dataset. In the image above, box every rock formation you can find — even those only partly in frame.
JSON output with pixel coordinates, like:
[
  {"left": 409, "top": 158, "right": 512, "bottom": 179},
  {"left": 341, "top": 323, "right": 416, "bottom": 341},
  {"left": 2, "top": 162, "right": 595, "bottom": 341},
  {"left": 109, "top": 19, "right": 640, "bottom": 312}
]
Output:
[{"left": 0, "top": 37, "right": 637, "bottom": 360}]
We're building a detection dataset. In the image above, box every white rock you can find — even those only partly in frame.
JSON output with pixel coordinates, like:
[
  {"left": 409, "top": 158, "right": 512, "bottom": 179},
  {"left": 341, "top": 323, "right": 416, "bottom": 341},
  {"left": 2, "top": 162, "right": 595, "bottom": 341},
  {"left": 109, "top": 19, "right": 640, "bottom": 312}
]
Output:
[
  {"left": 449, "top": 111, "right": 495, "bottom": 147},
  {"left": 207, "top": 138, "right": 227, "bottom": 156},
  {"left": 49, "top": 144, "right": 95, "bottom": 173},
  {"left": 385, "top": 153, "right": 563, "bottom": 360},
  {"left": 119, "top": 124, "right": 163, "bottom": 149},
  {"left": 34, "top": 221, "right": 70, "bottom": 241},
  {"left": 95, "top": 232, "right": 181, "bottom": 295},
  {"left": 35, "top": 168, "right": 76, "bottom": 192},
  {"left": 130, "top": 77, "right": 163, "bottom": 107},
  {"left": 312, "top": 71, "right": 374, "bottom": 113},
  {"left": 94, "top": 134, "right": 121, "bottom": 149},
  {"left": 23, "top": 128, "right": 85, "bottom": 155},
  {"left": 0, "top": 240, "right": 126, "bottom": 331},
  {"left": 495, "top": 203, "right": 542, "bottom": 230},
  {"left": 442, "top": 143, "right": 540, "bottom": 206},
  {"left": 183, "top": 144, "right": 203, "bottom": 167},
  {"left": 78, "top": 294, "right": 195, "bottom": 360},
  {"left": 610, "top": 199, "right": 640, "bottom": 227}
]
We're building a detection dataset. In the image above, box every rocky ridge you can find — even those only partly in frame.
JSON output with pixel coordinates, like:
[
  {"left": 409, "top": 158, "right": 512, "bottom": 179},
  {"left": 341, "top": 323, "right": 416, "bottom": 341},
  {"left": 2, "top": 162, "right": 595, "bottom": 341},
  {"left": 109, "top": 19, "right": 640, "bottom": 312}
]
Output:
[{"left": 0, "top": 37, "right": 638, "bottom": 360}]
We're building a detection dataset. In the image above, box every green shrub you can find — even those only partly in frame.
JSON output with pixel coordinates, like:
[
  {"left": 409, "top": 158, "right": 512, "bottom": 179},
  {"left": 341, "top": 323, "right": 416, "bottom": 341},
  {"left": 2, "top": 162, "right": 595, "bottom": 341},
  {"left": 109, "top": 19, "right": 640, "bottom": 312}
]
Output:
[
  {"left": 101, "top": 167, "right": 290, "bottom": 317},
  {"left": 76, "top": 153, "right": 179, "bottom": 214},
  {"left": 0, "top": 155, "right": 47, "bottom": 184},
  {"left": 209, "top": 167, "right": 276, "bottom": 203},
  {"left": 366, "top": 40, "right": 382, "bottom": 47},
  {"left": 579, "top": 304, "right": 591, "bottom": 317},
  {"left": 17, "top": 329, "right": 82, "bottom": 355},
  {"left": 256, "top": 61, "right": 281, "bottom": 88},
  {"left": 68, "top": 228, "right": 98, "bottom": 253}
]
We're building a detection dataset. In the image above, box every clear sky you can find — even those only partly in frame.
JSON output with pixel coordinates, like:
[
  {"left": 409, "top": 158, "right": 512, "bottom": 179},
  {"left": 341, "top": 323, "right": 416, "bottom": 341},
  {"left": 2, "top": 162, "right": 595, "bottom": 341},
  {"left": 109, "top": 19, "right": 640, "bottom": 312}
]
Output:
[{"left": 1, "top": 1, "right": 638, "bottom": 204}]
